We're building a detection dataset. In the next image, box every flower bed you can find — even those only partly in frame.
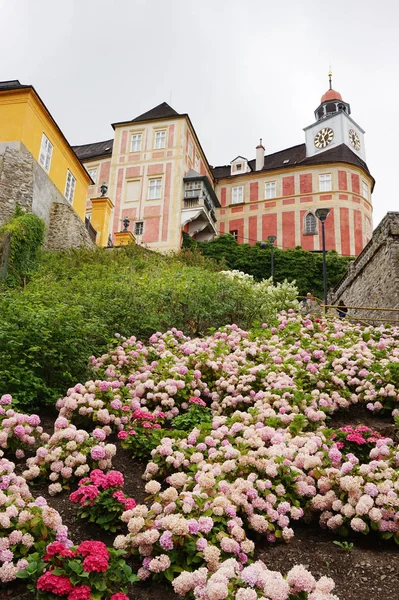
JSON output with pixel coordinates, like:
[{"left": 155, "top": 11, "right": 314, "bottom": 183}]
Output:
[{"left": 3, "top": 312, "right": 399, "bottom": 598}]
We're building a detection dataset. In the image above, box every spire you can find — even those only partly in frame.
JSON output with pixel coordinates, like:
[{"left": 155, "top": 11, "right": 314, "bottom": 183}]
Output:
[{"left": 328, "top": 69, "right": 333, "bottom": 90}]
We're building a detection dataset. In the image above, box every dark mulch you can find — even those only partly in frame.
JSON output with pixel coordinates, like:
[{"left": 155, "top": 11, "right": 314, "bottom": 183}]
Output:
[{"left": 6, "top": 406, "right": 399, "bottom": 599}]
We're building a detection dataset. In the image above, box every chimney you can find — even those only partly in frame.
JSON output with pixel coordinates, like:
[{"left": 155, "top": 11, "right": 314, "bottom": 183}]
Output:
[{"left": 256, "top": 138, "right": 265, "bottom": 171}]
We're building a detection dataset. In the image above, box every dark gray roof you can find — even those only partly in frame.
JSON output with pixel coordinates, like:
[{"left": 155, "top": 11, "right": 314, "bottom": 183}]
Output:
[
  {"left": 212, "top": 143, "right": 374, "bottom": 190},
  {"left": 0, "top": 80, "right": 24, "bottom": 90},
  {"left": 112, "top": 102, "right": 181, "bottom": 129},
  {"left": 72, "top": 139, "right": 114, "bottom": 161}
]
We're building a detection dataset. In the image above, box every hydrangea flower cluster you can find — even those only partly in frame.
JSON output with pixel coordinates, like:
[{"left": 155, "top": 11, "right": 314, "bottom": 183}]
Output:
[
  {"left": 70, "top": 469, "right": 136, "bottom": 532},
  {"left": 332, "top": 425, "right": 389, "bottom": 462},
  {"left": 0, "top": 395, "right": 49, "bottom": 459},
  {"left": 22, "top": 421, "right": 116, "bottom": 495},
  {"left": 18, "top": 540, "right": 136, "bottom": 599},
  {"left": 173, "top": 558, "right": 339, "bottom": 600},
  {"left": 0, "top": 453, "right": 67, "bottom": 583}
]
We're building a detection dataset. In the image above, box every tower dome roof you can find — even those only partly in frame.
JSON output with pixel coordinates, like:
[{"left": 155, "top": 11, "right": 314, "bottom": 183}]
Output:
[{"left": 320, "top": 88, "right": 343, "bottom": 103}]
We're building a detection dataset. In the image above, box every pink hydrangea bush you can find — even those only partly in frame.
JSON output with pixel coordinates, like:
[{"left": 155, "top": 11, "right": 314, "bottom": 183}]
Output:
[
  {"left": 0, "top": 395, "right": 49, "bottom": 459},
  {"left": 311, "top": 447, "right": 399, "bottom": 541},
  {"left": 87, "top": 314, "right": 399, "bottom": 422},
  {"left": 331, "top": 425, "right": 391, "bottom": 462},
  {"left": 0, "top": 453, "right": 68, "bottom": 583},
  {"left": 22, "top": 421, "right": 116, "bottom": 494},
  {"left": 17, "top": 540, "right": 137, "bottom": 599},
  {"left": 172, "top": 558, "right": 339, "bottom": 600},
  {"left": 70, "top": 469, "right": 136, "bottom": 532}
]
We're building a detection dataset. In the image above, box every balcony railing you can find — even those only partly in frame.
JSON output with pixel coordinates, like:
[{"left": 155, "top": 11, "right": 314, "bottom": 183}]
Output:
[{"left": 85, "top": 218, "right": 97, "bottom": 243}]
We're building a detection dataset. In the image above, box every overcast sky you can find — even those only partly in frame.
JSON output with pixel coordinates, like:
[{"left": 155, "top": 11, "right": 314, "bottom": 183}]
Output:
[{"left": 1, "top": 0, "right": 397, "bottom": 227}]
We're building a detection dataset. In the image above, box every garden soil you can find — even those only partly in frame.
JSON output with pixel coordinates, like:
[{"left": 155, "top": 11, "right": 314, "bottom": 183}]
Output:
[{"left": 6, "top": 407, "right": 399, "bottom": 600}]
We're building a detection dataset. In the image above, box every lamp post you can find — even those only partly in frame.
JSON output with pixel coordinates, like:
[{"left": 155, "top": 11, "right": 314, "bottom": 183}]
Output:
[
  {"left": 315, "top": 208, "right": 331, "bottom": 313},
  {"left": 260, "top": 235, "right": 277, "bottom": 282}
]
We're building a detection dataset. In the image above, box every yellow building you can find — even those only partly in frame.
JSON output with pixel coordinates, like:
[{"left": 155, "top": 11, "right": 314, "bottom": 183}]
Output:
[{"left": 0, "top": 80, "right": 91, "bottom": 221}]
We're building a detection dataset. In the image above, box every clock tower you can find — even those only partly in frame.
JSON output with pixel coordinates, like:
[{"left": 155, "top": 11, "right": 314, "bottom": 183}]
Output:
[{"left": 304, "top": 73, "right": 366, "bottom": 162}]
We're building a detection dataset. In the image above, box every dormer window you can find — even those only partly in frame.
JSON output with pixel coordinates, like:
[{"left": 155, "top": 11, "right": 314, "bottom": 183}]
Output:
[{"left": 230, "top": 156, "right": 249, "bottom": 176}]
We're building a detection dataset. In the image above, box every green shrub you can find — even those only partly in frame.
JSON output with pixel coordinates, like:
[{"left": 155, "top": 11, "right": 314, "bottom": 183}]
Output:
[
  {"left": 0, "top": 208, "right": 45, "bottom": 287},
  {"left": 0, "top": 244, "right": 298, "bottom": 411},
  {"left": 185, "top": 233, "right": 352, "bottom": 299}
]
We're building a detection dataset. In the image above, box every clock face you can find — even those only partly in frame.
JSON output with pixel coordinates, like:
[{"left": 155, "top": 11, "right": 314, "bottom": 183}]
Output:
[
  {"left": 349, "top": 128, "right": 361, "bottom": 151},
  {"left": 314, "top": 127, "right": 334, "bottom": 149}
]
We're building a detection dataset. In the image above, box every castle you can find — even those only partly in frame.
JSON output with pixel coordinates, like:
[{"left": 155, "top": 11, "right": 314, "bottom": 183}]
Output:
[{"left": 0, "top": 76, "right": 373, "bottom": 255}]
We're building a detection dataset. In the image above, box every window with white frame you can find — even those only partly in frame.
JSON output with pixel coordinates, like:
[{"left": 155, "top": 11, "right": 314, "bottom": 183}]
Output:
[
  {"left": 64, "top": 170, "right": 76, "bottom": 203},
  {"left": 304, "top": 212, "right": 317, "bottom": 234},
  {"left": 229, "top": 229, "right": 238, "bottom": 241},
  {"left": 148, "top": 178, "right": 162, "bottom": 200},
  {"left": 265, "top": 181, "right": 276, "bottom": 199},
  {"left": 39, "top": 133, "right": 53, "bottom": 172},
  {"left": 319, "top": 173, "right": 332, "bottom": 192},
  {"left": 134, "top": 221, "right": 144, "bottom": 236},
  {"left": 87, "top": 167, "right": 97, "bottom": 184},
  {"left": 362, "top": 181, "right": 369, "bottom": 199},
  {"left": 195, "top": 156, "right": 200, "bottom": 172},
  {"left": 232, "top": 186, "right": 243, "bottom": 204},
  {"left": 131, "top": 133, "right": 142, "bottom": 152},
  {"left": 154, "top": 130, "right": 166, "bottom": 149},
  {"left": 184, "top": 180, "right": 202, "bottom": 197}
]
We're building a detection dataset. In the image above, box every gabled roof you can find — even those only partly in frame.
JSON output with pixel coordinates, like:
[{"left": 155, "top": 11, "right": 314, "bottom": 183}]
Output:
[
  {"left": 230, "top": 155, "right": 248, "bottom": 163},
  {"left": 212, "top": 143, "right": 374, "bottom": 190},
  {"left": 72, "top": 139, "right": 114, "bottom": 161},
  {"left": 0, "top": 79, "right": 91, "bottom": 183},
  {"left": 112, "top": 102, "right": 181, "bottom": 129}
]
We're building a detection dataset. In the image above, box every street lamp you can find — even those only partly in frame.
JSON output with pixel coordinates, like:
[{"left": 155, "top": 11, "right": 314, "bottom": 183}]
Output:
[
  {"left": 315, "top": 208, "right": 331, "bottom": 313},
  {"left": 260, "top": 235, "right": 277, "bottom": 282}
]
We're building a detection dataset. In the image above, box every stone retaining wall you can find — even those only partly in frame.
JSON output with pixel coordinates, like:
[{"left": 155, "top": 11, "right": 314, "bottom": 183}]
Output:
[
  {"left": 329, "top": 212, "right": 399, "bottom": 324},
  {"left": 0, "top": 143, "right": 94, "bottom": 249}
]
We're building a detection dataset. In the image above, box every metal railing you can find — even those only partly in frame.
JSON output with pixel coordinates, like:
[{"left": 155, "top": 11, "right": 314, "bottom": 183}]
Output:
[{"left": 298, "top": 296, "right": 399, "bottom": 325}]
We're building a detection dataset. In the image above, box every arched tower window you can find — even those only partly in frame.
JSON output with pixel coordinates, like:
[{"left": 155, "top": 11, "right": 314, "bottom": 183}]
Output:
[{"left": 304, "top": 212, "right": 317, "bottom": 234}]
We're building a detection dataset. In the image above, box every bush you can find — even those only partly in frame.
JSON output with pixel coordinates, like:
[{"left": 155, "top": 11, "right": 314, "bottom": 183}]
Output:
[
  {"left": 0, "top": 245, "right": 298, "bottom": 411},
  {"left": 186, "top": 233, "right": 352, "bottom": 299},
  {"left": 0, "top": 208, "right": 45, "bottom": 288}
]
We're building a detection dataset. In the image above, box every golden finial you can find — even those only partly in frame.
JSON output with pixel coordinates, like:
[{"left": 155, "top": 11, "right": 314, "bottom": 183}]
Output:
[{"left": 328, "top": 68, "right": 333, "bottom": 90}]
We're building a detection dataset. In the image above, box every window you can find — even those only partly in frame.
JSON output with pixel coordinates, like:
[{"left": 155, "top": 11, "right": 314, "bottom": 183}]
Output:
[
  {"left": 131, "top": 133, "right": 142, "bottom": 152},
  {"left": 154, "top": 130, "right": 166, "bottom": 149},
  {"left": 87, "top": 167, "right": 97, "bottom": 183},
  {"left": 184, "top": 181, "right": 202, "bottom": 197},
  {"left": 236, "top": 164, "right": 242, "bottom": 171},
  {"left": 195, "top": 156, "right": 200, "bottom": 172},
  {"left": 362, "top": 181, "right": 369, "bottom": 199},
  {"left": 232, "top": 186, "right": 243, "bottom": 204},
  {"left": 229, "top": 230, "right": 238, "bottom": 241},
  {"left": 148, "top": 178, "right": 162, "bottom": 199},
  {"left": 304, "top": 212, "right": 317, "bottom": 234},
  {"left": 134, "top": 221, "right": 144, "bottom": 235},
  {"left": 64, "top": 170, "right": 76, "bottom": 203},
  {"left": 39, "top": 133, "right": 53, "bottom": 172},
  {"left": 319, "top": 173, "right": 332, "bottom": 192},
  {"left": 265, "top": 181, "right": 276, "bottom": 199},
  {"left": 126, "top": 180, "right": 141, "bottom": 202}
]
